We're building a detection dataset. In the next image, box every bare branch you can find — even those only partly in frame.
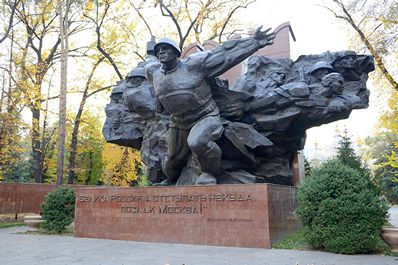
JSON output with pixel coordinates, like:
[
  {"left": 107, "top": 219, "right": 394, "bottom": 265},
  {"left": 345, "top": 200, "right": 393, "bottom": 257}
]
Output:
[
  {"left": 93, "top": 1, "right": 123, "bottom": 80},
  {"left": 218, "top": 0, "right": 255, "bottom": 43},
  {"left": 87, "top": 85, "right": 113, "bottom": 98},
  {"left": 0, "top": 0, "right": 21, "bottom": 44},
  {"left": 157, "top": 0, "right": 184, "bottom": 46},
  {"left": 129, "top": 0, "right": 154, "bottom": 37}
]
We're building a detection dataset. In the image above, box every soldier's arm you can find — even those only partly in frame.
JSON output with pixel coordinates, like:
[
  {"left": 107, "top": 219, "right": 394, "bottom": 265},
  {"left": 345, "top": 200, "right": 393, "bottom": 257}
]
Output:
[{"left": 192, "top": 26, "right": 275, "bottom": 79}]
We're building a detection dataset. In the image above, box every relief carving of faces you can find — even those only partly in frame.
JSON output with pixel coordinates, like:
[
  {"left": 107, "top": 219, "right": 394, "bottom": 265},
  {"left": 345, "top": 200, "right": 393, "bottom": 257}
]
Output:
[
  {"left": 270, "top": 69, "right": 286, "bottom": 86},
  {"left": 128, "top": 76, "right": 145, "bottom": 87},
  {"left": 336, "top": 55, "right": 355, "bottom": 69},
  {"left": 321, "top": 73, "right": 344, "bottom": 95}
]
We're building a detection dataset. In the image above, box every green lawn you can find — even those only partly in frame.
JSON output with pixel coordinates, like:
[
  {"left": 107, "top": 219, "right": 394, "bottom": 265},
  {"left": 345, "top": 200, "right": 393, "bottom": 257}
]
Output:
[
  {"left": 0, "top": 222, "right": 25, "bottom": 229},
  {"left": 272, "top": 227, "right": 312, "bottom": 250},
  {"left": 273, "top": 227, "right": 394, "bottom": 255}
]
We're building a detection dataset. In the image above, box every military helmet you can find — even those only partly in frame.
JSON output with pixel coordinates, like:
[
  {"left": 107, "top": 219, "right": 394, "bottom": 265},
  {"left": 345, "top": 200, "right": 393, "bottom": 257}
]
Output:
[
  {"left": 126, "top": 67, "right": 146, "bottom": 79},
  {"left": 154, "top": 37, "right": 181, "bottom": 57},
  {"left": 338, "top": 50, "right": 357, "bottom": 58},
  {"left": 111, "top": 83, "right": 124, "bottom": 94},
  {"left": 146, "top": 40, "right": 156, "bottom": 54},
  {"left": 310, "top": 61, "right": 333, "bottom": 74},
  {"left": 333, "top": 50, "right": 357, "bottom": 63}
]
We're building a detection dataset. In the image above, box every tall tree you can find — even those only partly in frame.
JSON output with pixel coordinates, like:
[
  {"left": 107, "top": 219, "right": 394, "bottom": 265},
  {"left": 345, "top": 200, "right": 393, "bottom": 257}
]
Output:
[
  {"left": 0, "top": 22, "right": 26, "bottom": 180},
  {"left": 11, "top": 1, "right": 89, "bottom": 182},
  {"left": 12, "top": 1, "right": 61, "bottom": 182}
]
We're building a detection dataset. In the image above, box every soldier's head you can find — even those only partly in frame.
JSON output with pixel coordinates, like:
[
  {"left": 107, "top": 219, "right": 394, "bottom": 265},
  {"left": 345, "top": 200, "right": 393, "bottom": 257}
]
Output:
[
  {"left": 321, "top": 72, "right": 344, "bottom": 96},
  {"left": 333, "top": 51, "right": 357, "bottom": 69},
  {"left": 154, "top": 38, "right": 181, "bottom": 64},
  {"left": 110, "top": 83, "right": 124, "bottom": 103},
  {"left": 310, "top": 61, "right": 333, "bottom": 81},
  {"left": 126, "top": 68, "right": 146, "bottom": 87},
  {"left": 269, "top": 69, "right": 285, "bottom": 86}
]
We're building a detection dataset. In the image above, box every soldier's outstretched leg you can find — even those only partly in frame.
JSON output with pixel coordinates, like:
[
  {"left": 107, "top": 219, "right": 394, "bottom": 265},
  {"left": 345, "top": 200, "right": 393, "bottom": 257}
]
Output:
[{"left": 187, "top": 115, "right": 224, "bottom": 185}]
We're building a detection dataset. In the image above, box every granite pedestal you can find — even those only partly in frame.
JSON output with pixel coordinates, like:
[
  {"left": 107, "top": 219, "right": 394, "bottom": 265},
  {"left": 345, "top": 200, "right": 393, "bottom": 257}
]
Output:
[{"left": 74, "top": 184, "right": 298, "bottom": 248}]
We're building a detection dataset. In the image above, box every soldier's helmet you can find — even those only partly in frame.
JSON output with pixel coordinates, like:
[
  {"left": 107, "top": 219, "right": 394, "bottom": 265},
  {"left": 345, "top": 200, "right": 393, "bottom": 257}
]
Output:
[
  {"left": 146, "top": 40, "right": 156, "bottom": 54},
  {"left": 154, "top": 37, "right": 181, "bottom": 58},
  {"left": 111, "top": 82, "right": 124, "bottom": 94},
  {"left": 126, "top": 68, "right": 146, "bottom": 79},
  {"left": 338, "top": 50, "right": 357, "bottom": 58},
  {"left": 333, "top": 50, "right": 357, "bottom": 64},
  {"left": 310, "top": 61, "right": 333, "bottom": 74}
]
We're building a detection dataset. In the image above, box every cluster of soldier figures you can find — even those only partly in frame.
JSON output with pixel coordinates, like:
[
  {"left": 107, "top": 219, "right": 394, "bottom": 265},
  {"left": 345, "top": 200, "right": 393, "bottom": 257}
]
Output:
[{"left": 103, "top": 26, "right": 374, "bottom": 186}]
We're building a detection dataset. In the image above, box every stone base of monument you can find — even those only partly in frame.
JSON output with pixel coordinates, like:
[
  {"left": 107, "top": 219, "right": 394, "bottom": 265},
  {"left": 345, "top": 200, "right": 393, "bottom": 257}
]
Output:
[{"left": 74, "top": 184, "right": 298, "bottom": 248}]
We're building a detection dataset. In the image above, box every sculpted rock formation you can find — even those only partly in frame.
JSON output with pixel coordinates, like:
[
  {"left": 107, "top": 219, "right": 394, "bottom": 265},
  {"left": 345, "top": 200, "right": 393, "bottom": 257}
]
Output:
[{"left": 103, "top": 34, "right": 374, "bottom": 186}]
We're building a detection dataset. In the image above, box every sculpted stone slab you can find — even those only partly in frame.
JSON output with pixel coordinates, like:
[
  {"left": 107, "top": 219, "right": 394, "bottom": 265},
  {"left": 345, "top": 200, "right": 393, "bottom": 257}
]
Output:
[{"left": 74, "top": 184, "right": 297, "bottom": 248}]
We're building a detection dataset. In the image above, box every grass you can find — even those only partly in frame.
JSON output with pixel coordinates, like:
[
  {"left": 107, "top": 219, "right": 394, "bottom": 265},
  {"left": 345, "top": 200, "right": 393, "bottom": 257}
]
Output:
[
  {"left": 272, "top": 227, "right": 312, "bottom": 250},
  {"left": 23, "top": 226, "right": 74, "bottom": 236},
  {"left": 272, "top": 227, "right": 394, "bottom": 256},
  {"left": 0, "top": 222, "right": 25, "bottom": 229}
]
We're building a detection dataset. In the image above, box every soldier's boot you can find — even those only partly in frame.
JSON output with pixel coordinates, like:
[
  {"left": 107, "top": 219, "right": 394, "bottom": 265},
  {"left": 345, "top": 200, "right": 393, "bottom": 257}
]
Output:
[{"left": 195, "top": 142, "right": 222, "bottom": 185}]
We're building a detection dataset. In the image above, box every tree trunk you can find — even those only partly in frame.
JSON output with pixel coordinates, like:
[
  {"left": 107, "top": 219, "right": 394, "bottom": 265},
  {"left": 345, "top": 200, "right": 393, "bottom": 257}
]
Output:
[
  {"left": 67, "top": 106, "right": 82, "bottom": 184},
  {"left": 85, "top": 152, "right": 93, "bottom": 185},
  {"left": 32, "top": 107, "right": 43, "bottom": 183},
  {"left": 56, "top": 0, "right": 69, "bottom": 186}
]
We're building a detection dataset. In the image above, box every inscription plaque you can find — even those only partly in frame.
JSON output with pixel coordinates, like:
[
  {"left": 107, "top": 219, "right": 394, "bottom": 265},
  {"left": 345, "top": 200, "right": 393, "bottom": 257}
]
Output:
[{"left": 74, "top": 184, "right": 297, "bottom": 248}]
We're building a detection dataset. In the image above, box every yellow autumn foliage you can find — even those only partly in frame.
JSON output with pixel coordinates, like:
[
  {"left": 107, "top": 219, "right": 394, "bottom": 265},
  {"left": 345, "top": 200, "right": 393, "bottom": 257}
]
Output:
[
  {"left": 101, "top": 143, "right": 143, "bottom": 187},
  {"left": 382, "top": 91, "right": 398, "bottom": 137},
  {"left": 84, "top": 0, "right": 95, "bottom": 13}
]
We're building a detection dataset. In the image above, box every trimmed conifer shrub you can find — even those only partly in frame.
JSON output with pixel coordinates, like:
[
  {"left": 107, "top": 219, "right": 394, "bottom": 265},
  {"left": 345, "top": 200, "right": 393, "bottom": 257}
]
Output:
[
  {"left": 297, "top": 159, "right": 388, "bottom": 254},
  {"left": 41, "top": 186, "right": 75, "bottom": 233}
]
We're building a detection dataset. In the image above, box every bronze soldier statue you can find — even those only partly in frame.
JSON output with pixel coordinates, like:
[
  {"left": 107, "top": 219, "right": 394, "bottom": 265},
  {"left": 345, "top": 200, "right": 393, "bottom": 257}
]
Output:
[{"left": 145, "top": 26, "right": 276, "bottom": 185}]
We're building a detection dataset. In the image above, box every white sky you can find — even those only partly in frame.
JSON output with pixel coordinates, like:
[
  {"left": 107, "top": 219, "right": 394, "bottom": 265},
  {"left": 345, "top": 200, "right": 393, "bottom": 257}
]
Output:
[{"left": 240, "top": 0, "right": 379, "bottom": 159}]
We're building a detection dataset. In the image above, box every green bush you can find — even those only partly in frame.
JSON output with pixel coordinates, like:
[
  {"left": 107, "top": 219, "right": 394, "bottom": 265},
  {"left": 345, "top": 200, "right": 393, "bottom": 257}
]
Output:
[
  {"left": 41, "top": 186, "right": 75, "bottom": 233},
  {"left": 297, "top": 159, "right": 388, "bottom": 254}
]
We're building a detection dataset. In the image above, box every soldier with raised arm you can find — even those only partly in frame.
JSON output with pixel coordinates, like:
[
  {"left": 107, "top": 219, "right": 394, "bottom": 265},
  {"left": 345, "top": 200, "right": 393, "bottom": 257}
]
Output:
[{"left": 145, "top": 26, "right": 276, "bottom": 185}]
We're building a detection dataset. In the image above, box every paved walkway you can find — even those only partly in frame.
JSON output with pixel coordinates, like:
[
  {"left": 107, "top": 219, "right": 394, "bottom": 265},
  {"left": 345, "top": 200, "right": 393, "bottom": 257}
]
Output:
[{"left": 0, "top": 226, "right": 397, "bottom": 265}]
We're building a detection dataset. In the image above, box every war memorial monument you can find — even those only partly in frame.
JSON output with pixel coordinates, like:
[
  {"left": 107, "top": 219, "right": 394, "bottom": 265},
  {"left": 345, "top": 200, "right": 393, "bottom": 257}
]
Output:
[{"left": 74, "top": 23, "right": 374, "bottom": 248}]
